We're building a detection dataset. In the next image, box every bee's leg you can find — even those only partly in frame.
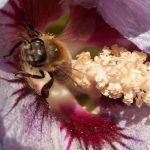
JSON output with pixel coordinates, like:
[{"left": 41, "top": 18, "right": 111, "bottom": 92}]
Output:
[
  {"left": 41, "top": 72, "right": 54, "bottom": 98},
  {"left": 3, "top": 41, "right": 23, "bottom": 58},
  {"left": 15, "top": 70, "right": 45, "bottom": 79}
]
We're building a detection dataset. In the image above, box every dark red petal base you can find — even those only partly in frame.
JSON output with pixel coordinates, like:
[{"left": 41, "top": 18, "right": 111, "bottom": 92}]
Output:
[
  {"left": 56, "top": 104, "right": 136, "bottom": 150},
  {"left": 0, "top": 0, "right": 66, "bottom": 31}
]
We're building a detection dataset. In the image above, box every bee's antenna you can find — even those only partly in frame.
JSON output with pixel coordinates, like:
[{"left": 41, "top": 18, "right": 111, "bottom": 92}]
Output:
[{"left": 24, "top": 23, "right": 42, "bottom": 38}]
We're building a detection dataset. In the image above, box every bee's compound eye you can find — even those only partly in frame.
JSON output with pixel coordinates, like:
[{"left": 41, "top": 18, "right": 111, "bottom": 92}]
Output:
[{"left": 22, "top": 38, "right": 47, "bottom": 67}]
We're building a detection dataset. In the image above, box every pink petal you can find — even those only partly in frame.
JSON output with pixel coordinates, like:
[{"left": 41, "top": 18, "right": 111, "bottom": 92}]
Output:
[
  {"left": 97, "top": 0, "right": 150, "bottom": 52},
  {"left": 61, "top": 4, "right": 138, "bottom": 54},
  {"left": 0, "top": 70, "right": 129, "bottom": 150},
  {"left": 0, "top": 70, "right": 73, "bottom": 150},
  {"left": 1, "top": 0, "right": 66, "bottom": 30},
  {"left": 97, "top": 96, "right": 150, "bottom": 149},
  {"left": 0, "top": 70, "right": 149, "bottom": 150}
]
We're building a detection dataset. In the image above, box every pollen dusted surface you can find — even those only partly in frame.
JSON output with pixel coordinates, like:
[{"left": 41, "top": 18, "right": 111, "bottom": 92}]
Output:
[{"left": 72, "top": 45, "right": 150, "bottom": 107}]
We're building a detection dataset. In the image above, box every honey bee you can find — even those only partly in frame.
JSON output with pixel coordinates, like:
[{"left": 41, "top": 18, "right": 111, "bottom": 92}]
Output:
[{"left": 4, "top": 33, "right": 72, "bottom": 98}]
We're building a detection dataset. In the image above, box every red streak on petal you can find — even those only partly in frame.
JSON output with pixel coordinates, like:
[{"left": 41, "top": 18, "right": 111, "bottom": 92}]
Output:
[
  {"left": 1, "top": 0, "right": 66, "bottom": 31},
  {"left": 1, "top": 76, "right": 51, "bottom": 131},
  {"left": 56, "top": 104, "right": 132, "bottom": 150},
  {"left": 22, "top": 96, "right": 51, "bottom": 132}
]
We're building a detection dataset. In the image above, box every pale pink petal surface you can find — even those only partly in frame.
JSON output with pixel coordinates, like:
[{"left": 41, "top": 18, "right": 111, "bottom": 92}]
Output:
[{"left": 97, "top": 0, "right": 150, "bottom": 52}]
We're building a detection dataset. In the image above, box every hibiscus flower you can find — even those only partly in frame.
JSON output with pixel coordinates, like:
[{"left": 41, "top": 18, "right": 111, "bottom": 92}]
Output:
[{"left": 0, "top": 0, "right": 150, "bottom": 150}]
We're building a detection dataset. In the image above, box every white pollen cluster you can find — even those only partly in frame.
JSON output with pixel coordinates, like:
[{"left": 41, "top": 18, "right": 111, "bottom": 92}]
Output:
[{"left": 72, "top": 45, "right": 150, "bottom": 107}]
